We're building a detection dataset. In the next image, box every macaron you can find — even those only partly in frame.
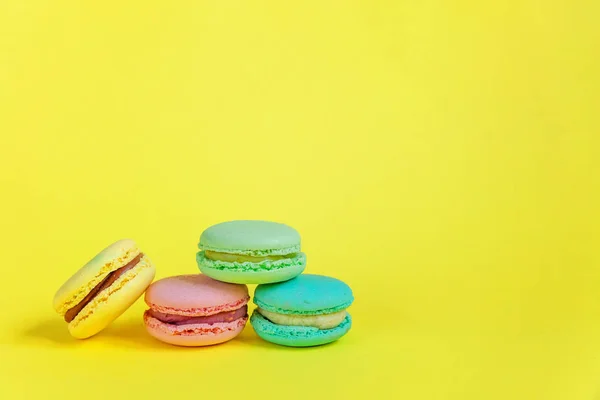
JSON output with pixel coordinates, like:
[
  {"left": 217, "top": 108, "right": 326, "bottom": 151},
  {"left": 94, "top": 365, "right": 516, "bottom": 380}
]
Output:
[
  {"left": 143, "top": 274, "right": 250, "bottom": 346},
  {"left": 250, "top": 274, "right": 354, "bottom": 347},
  {"left": 53, "top": 239, "right": 156, "bottom": 339},
  {"left": 196, "top": 220, "right": 306, "bottom": 284}
]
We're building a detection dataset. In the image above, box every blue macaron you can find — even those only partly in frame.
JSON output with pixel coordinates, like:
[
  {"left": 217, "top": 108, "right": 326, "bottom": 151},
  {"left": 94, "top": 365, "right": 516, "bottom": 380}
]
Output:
[{"left": 250, "top": 274, "right": 354, "bottom": 347}]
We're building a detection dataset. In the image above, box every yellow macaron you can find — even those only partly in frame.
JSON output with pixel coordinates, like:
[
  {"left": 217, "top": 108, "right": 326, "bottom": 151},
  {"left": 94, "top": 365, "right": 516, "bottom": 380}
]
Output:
[{"left": 53, "top": 239, "right": 156, "bottom": 339}]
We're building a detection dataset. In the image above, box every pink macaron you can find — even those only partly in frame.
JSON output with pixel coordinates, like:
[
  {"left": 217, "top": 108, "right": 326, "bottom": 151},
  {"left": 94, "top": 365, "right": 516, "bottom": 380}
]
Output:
[{"left": 143, "top": 274, "right": 249, "bottom": 346}]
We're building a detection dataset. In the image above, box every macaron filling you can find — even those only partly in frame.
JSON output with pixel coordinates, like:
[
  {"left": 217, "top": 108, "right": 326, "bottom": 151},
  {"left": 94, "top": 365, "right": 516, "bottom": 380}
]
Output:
[
  {"left": 204, "top": 250, "right": 295, "bottom": 263},
  {"left": 257, "top": 308, "right": 348, "bottom": 330},
  {"left": 197, "top": 251, "right": 306, "bottom": 273},
  {"left": 147, "top": 305, "right": 248, "bottom": 326},
  {"left": 64, "top": 253, "right": 144, "bottom": 323}
]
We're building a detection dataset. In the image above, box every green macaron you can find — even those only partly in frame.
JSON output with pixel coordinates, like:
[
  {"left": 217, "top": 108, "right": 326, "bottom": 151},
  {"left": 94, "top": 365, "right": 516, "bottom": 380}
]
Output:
[{"left": 196, "top": 220, "right": 306, "bottom": 284}]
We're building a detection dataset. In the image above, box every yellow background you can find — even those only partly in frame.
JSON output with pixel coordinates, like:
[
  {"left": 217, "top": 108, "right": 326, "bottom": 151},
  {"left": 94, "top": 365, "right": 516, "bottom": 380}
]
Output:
[{"left": 1, "top": 1, "right": 599, "bottom": 399}]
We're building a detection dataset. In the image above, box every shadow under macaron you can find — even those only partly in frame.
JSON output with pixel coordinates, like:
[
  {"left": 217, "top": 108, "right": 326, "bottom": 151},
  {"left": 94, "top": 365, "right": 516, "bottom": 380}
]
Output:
[
  {"left": 237, "top": 322, "right": 346, "bottom": 351},
  {"left": 233, "top": 324, "right": 274, "bottom": 349},
  {"left": 94, "top": 318, "right": 182, "bottom": 350},
  {"left": 19, "top": 317, "right": 150, "bottom": 348},
  {"left": 21, "top": 318, "right": 220, "bottom": 351},
  {"left": 22, "top": 317, "right": 343, "bottom": 351},
  {"left": 22, "top": 318, "right": 82, "bottom": 347},
  {"left": 21, "top": 317, "right": 184, "bottom": 350}
]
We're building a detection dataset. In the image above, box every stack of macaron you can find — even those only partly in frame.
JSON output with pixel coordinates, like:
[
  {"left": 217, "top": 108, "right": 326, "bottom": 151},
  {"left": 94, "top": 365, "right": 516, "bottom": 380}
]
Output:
[{"left": 53, "top": 220, "right": 353, "bottom": 348}]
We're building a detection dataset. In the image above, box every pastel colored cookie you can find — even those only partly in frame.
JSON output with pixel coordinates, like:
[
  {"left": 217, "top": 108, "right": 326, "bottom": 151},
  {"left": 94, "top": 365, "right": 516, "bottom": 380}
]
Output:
[
  {"left": 250, "top": 274, "right": 354, "bottom": 347},
  {"left": 53, "top": 239, "right": 156, "bottom": 339},
  {"left": 196, "top": 220, "right": 306, "bottom": 284},
  {"left": 143, "top": 274, "right": 249, "bottom": 346}
]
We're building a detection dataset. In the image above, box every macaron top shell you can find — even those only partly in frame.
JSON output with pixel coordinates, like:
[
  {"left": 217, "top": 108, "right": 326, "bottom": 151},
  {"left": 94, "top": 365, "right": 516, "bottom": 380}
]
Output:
[
  {"left": 198, "top": 220, "right": 301, "bottom": 256},
  {"left": 53, "top": 239, "right": 140, "bottom": 314},
  {"left": 254, "top": 274, "right": 354, "bottom": 315},
  {"left": 145, "top": 274, "right": 249, "bottom": 316}
]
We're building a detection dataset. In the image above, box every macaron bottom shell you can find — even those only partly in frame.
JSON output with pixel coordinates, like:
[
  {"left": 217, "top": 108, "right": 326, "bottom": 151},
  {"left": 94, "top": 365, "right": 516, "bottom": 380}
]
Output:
[
  {"left": 144, "top": 312, "right": 248, "bottom": 346},
  {"left": 250, "top": 311, "right": 352, "bottom": 347},
  {"left": 197, "top": 252, "right": 306, "bottom": 284}
]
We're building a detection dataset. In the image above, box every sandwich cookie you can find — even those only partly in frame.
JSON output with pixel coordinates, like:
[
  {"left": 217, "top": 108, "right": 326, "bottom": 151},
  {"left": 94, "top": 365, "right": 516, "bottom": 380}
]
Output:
[
  {"left": 53, "top": 239, "right": 156, "bottom": 339},
  {"left": 144, "top": 274, "right": 249, "bottom": 346},
  {"left": 250, "top": 274, "right": 354, "bottom": 347},
  {"left": 196, "top": 220, "right": 306, "bottom": 284}
]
